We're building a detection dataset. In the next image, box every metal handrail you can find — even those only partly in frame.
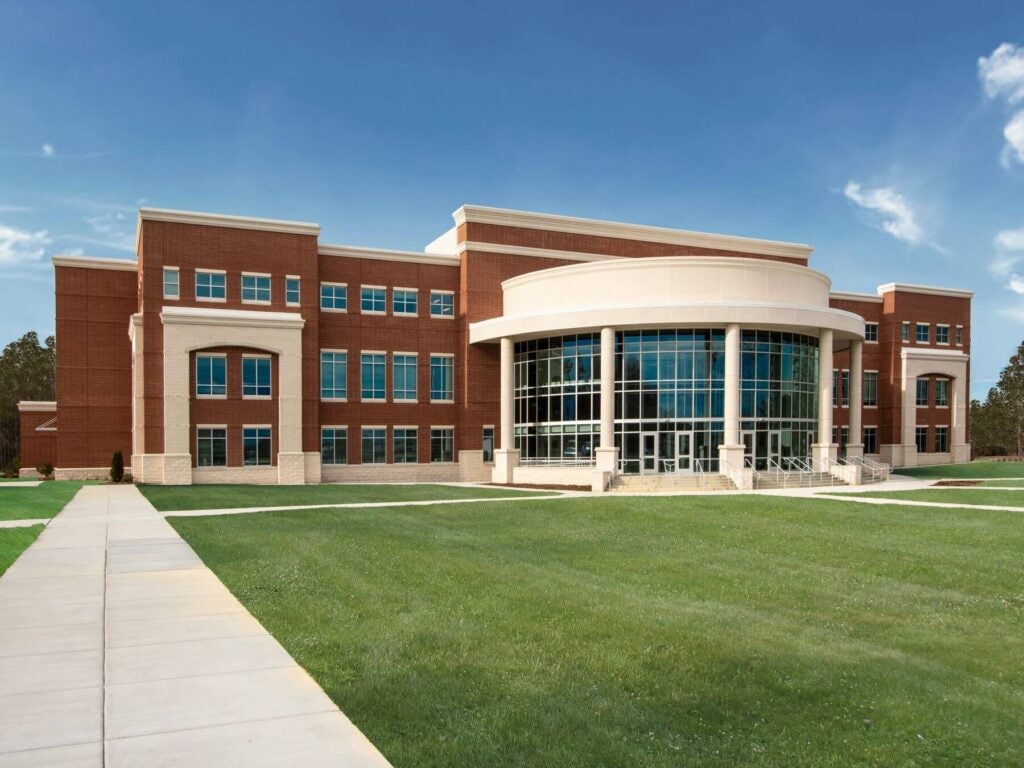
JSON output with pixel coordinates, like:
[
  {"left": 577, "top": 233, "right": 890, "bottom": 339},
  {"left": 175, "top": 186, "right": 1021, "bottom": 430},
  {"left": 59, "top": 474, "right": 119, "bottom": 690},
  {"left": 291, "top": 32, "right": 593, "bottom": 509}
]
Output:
[
  {"left": 693, "top": 458, "right": 707, "bottom": 490},
  {"left": 519, "top": 457, "right": 597, "bottom": 467}
]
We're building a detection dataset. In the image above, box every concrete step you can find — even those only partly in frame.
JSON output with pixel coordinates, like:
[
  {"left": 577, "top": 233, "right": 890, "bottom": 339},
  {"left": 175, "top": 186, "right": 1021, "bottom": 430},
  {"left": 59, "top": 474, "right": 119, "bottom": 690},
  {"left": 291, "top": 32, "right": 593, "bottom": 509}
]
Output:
[{"left": 610, "top": 474, "right": 736, "bottom": 493}]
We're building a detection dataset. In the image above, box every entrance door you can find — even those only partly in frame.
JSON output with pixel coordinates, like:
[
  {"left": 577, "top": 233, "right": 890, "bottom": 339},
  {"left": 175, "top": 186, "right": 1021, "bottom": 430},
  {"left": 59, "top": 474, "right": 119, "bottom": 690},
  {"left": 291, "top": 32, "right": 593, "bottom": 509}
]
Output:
[
  {"left": 741, "top": 431, "right": 755, "bottom": 468},
  {"left": 642, "top": 434, "right": 657, "bottom": 475},
  {"left": 769, "top": 431, "right": 782, "bottom": 468},
  {"left": 676, "top": 432, "right": 692, "bottom": 473}
]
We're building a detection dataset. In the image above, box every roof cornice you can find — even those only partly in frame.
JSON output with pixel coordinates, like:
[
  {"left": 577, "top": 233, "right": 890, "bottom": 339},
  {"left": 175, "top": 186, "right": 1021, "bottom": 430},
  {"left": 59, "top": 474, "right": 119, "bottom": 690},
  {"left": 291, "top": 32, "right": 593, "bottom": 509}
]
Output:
[
  {"left": 139, "top": 207, "right": 320, "bottom": 236},
  {"left": 319, "top": 244, "right": 459, "bottom": 267},
  {"left": 830, "top": 291, "right": 884, "bottom": 304},
  {"left": 877, "top": 282, "right": 973, "bottom": 299},
  {"left": 452, "top": 204, "right": 813, "bottom": 261},
  {"left": 52, "top": 255, "right": 138, "bottom": 272}
]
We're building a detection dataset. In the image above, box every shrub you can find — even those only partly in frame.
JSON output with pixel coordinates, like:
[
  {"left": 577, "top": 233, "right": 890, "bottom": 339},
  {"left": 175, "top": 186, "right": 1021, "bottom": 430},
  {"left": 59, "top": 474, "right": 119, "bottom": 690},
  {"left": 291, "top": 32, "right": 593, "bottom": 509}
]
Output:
[
  {"left": 36, "top": 462, "right": 54, "bottom": 479},
  {"left": 1, "top": 456, "right": 19, "bottom": 478},
  {"left": 110, "top": 450, "right": 124, "bottom": 483},
  {"left": 122, "top": 472, "right": 133, "bottom": 484}
]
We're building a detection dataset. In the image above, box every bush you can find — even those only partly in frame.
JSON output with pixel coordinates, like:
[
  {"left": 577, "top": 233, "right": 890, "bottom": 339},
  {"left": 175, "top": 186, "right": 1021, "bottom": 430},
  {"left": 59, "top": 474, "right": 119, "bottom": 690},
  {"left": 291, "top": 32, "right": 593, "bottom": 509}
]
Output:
[
  {"left": 36, "top": 461, "right": 54, "bottom": 479},
  {"left": 110, "top": 449, "right": 124, "bottom": 483},
  {"left": 122, "top": 472, "right": 133, "bottom": 484},
  {"left": 1, "top": 456, "right": 19, "bottom": 478}
]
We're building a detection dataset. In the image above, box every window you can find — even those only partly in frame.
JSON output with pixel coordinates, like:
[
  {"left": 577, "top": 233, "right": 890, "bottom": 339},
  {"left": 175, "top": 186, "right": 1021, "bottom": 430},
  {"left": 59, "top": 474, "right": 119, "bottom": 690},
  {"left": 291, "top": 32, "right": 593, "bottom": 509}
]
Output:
[
  {"left": 915, "top": 426, "right": 929, "bottom": 454},
  {"left": 242, "top": 356, "right": 271, "bottom": 397},
  {"left": 361, "top": 353, "right": 386, "bottom": 401},
  {"left": 394, "top": 427, "right": 418, "bottom": 463},
  {"left": 840, "top": 426, "right": 849, "bottom": 447},
  {"left": 916, "top": 323, "right": 929, "bottom": 344},
  {"left": 361, "top": 427, "right": 386, "bottom": 464},
  {"left": 482, "top": 426, "right": 494, "bottom": 463},
  {"left": 832, "top": 369, "right": 838, "bottom": 407},
  {"left": 935, "top": 426, "right": 949, "bottom": 453},
  {"left": 285, "top": 277, "right": 300, "bottom": 306},
  {"left": 864, "top": 322, "right": 878, "bottom": 342},
  {"left": 393, "top": 354, "right": 417, "bottom": 401},
  {"left": 956, "top": 326, "right": 963, "bottom": 346},
  {"left": 936, "top": 325, "right": 949, "bottom": 345},
  {"left": 935, "top": 378, "right": 950, "bottom": 407},
  {"left": 360, "top": 286, "right": 386, "bottom": 314},
  {"left": 320, "top": 283, "right": 347, "bottom": 311},
  {"left": 901, "top": 321, "right": 910, "bottom": 342},
  {"left": 196, "top": 427, "right": 226, "bottom": 467},
  {"left": 196, "top": 270, "right": 226, "bottom": 301},
  {"left": 841, "top": 370, "right": 850, "bottom": 407},
  {"left": 916, "top": 378, "right": 929, "bottom": 407},
  {"left": 163, "top": 267, "right": 179, "bottom": 300},
  {"left": 430, "top": 290, "right": 454, "bottom": 317},
  {"left": 430, "top": 355, "right": 454, "bottom": 402},
  {"left": 321, "top": 427, "right": 347, "bottom": 465},
  {"left": 393, "top": 288, "right": 417, "bottom": 316},
  {"left": 863, "top": 426, "right": 878, "bottom": 454},
  {"left": 196, "top": 354, "right": 226, "bottom": 397},
  {"left": 320, "top": 351, "right": 347, "bottom": 400},
  {"left": 430, "top": 427, "right": 454, "bottom": 462},
  {"left": 863, "top": 371, "right": 878, "bottom": 407},
  {"left": 243, "top": 427, "right": 272, "bottom": 466},
  {"left": 241, "top": 274, "right": 271, "bottom": 304},
  {"left": 832, "top": 426, "right": 839, "bottom": 445}
]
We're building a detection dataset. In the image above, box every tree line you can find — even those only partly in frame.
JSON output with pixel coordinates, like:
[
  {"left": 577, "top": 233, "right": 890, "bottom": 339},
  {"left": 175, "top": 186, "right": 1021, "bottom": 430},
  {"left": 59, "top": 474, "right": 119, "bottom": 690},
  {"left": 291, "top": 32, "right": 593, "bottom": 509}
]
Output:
[
  {"left": 970, "top": 342, "right": 1024, "bottom": 457},
  {"left": 0, "top": 332, "right": 56, "bottom": 470}
]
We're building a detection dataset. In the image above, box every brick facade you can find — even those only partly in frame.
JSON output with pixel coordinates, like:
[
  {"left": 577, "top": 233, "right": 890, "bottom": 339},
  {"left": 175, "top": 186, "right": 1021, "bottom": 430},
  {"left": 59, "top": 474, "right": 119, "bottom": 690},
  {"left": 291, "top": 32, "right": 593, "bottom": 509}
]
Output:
[{"left": 32, "top": 205, "right": 972, "bottom": 482}]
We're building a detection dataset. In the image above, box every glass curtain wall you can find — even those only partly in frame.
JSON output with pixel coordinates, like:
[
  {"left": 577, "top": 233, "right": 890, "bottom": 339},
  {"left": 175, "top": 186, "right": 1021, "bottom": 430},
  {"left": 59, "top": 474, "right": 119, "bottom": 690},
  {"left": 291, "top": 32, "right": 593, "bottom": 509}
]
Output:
[
  {"left": 739, "top": 331, "right": 819, "bottom": 470},
  {"left": 614, "top": 330, "right": 725, "bottom": 474},
  {"left": 513, "top": 334, "right": 601, "bottom": 461}
]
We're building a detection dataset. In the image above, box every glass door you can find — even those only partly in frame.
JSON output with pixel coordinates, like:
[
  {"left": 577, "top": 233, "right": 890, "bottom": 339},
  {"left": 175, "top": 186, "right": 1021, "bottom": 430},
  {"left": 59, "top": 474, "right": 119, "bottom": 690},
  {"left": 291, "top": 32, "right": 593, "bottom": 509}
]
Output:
[
  {"left": 769, "top": 431, "right": 782, "bottom": 468},
  {"left": 642, "top": 433, "right": 657, "bottom": 475},
  {"left": 741, "top": 431, "right": 755, "bottom": 468},
  {"left": 676, "top": 432, "right": 692, "bottom": 473}
]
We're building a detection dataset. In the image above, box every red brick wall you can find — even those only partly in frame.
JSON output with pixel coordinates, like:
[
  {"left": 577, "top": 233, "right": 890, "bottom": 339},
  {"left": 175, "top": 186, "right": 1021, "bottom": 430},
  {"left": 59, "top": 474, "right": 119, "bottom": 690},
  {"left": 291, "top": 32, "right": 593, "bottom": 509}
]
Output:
[
  {"left": 189, "top": 347, "right": 279, "bottom": 466},
  {"left": 18, "top": 410, "right": 57, "bottom": 471},
  {"left": 137, "top": 219, "right": 321, "bottom": 455},
  {"left": 55, "top": 265, "right": 136, "bottom": 468}
]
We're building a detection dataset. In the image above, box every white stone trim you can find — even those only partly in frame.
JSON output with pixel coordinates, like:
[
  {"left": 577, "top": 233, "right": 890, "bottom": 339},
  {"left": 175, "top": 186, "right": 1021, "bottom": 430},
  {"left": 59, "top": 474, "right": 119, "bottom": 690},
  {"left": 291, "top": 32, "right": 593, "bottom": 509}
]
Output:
[
  {"left": 161, "top": 306, "right": 304, "bottom": 331},
  {"left": 139, "top": 207, "right": 320, "bottom": 236},
  {"left": 319, "top": 243, "right": 460, "bottom": 267},
  {"left": 877, "top": 282, "right": 973, "bottom": 299},
  {"left": 52, "top": 255, "right": 137, "bottom": 271},
  {"left": 830, "top": 290, "right": 883, "bottom": 303},
  {"left": 17, "top": 401, "right": 56, "bottom": 413},
  {"left": 457, "top": 241, "right": 627, "bottom": 264},
  {"left": 452, "top": 205, "right": 814, "bottom": 261}
]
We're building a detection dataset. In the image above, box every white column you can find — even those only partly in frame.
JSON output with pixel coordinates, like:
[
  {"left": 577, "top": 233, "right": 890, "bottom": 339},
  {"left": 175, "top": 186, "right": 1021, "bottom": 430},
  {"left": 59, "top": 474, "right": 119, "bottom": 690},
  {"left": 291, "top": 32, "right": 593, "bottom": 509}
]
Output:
[
  {"left": 492, "top": 337, "right": 520, "bottom": 483},
  {"left": 718, "top": 323, "right": 745, "bottom": 475},
  {"left": 847, "top": 339, "right": 864, "bottom": 459},
  {"left": 499, "top": 337, "right": 514, "bottom": 450},
  {"left": 812, "top": 328, "right": 837, "bottom": 470},
  {"left": 595, "top": 327, "right": 619, "bottom": 476}
]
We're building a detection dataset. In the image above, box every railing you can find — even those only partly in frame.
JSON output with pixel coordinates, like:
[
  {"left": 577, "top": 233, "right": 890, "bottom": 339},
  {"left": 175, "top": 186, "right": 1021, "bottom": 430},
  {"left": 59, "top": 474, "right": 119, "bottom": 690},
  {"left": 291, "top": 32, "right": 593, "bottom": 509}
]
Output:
[
  {"left": 693, "top": 458, "right": 707, "bottom": 491},
  {"left": 841, "top": 455, "right": 888, "bottom": 483},
  {"left": 519, "top": 457, "right": 597, "bottom": 467}
]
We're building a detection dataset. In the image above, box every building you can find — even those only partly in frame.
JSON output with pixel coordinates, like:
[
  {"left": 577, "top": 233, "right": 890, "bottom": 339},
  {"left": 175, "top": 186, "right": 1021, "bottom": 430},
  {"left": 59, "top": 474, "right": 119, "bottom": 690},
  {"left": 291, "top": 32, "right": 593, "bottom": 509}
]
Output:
[{"left": 18, "top": 205, "right": 972, "bottom": 488}]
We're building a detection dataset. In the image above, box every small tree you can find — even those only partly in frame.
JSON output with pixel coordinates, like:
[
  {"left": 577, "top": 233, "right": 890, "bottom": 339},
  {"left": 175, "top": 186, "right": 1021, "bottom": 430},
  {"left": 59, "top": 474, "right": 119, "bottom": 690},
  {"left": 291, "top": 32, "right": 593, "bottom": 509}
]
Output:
[
  {"left": 36, "top": 461, "right": 53, "bottom": 480},
  {"left": 110, "top": 449, "right": 124, "bottom": 483}
]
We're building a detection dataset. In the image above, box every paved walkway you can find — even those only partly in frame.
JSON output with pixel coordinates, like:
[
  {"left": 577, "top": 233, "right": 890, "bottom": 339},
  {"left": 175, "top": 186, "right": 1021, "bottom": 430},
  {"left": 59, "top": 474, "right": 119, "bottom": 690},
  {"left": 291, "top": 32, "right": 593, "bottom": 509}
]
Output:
[{"left": 0, "top": 484, "right": 392, "bottom": 767}]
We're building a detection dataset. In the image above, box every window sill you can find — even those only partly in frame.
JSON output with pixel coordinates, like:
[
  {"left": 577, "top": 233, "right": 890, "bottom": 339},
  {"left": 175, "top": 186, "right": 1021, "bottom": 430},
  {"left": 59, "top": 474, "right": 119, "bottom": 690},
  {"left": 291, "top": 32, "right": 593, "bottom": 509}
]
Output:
[
  {"left": 393, "top": 312, "right": 419, "bottom": 318},
  {"left": 242, "top": 395, "right": 273, "bottom": 400},
  {"left": 286, "top": 302, "right": 301, "bottom": 308},
  {"left": 242, "top": 300, "right": 272, "bottom": 306},
  {"left": 394, "top": 398, "right": 419, "bottom": 404},
  {"left": 196, "top": 394, "right": 227, "bottom": 400},
  {"left": 361, "top": 398, "right": 387, "bottom": 403},
  {"left": 163, "top": 295, "right": 180, "bottom": 301},
  {"left": 360, "top": 310, "right": 387, "bottom": 316},
  {"left": 320, "top": 397, "right": 348, "bottom": 403},
  {"left": 320, "top": 307, "right": 348, "bottom": 313},
  {"left": 430, "top": 314, "right": 455, "bottom": 320},
  {"left": 430, "top": 399, "right": 455, "bottom": 404},
  {"left": 196, "top": 297, "right": 227, "bottom": 303}
]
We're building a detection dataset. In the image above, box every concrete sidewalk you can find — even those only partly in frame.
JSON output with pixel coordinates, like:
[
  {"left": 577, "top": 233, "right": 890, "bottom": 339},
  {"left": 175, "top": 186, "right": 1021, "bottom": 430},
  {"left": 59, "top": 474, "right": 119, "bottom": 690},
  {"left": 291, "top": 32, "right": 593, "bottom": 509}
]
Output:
[{"left": 0, "top": 484, "right": 392, "bottom": 767}]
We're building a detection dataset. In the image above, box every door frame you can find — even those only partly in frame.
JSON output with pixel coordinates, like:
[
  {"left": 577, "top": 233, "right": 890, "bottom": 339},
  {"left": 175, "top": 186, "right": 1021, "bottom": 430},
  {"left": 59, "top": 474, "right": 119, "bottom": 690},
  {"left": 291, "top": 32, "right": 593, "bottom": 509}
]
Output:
[{"left": 675, "top": 431, "right": 693, "bottom": 474}]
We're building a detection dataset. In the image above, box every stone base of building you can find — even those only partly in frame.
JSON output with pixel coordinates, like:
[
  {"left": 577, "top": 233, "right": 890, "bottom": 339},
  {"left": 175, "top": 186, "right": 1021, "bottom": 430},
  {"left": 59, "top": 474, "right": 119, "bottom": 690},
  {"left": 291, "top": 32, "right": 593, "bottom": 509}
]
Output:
[
  {"left": 50, "top": 466, "right": 133, "bottom": 481},
  {"left": 811, "top": 443, "right": 838, "bottom": 472},
  {"left": 879, "top": 444, "right": 971, "bottom": 468}
]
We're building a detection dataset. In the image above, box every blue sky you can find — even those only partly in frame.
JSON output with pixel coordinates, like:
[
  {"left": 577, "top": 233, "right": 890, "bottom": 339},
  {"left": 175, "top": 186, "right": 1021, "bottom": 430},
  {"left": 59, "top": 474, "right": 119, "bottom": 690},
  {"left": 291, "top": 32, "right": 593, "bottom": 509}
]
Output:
[{"left": 1, "top": 0, "right": 1023, "bottom": 398}]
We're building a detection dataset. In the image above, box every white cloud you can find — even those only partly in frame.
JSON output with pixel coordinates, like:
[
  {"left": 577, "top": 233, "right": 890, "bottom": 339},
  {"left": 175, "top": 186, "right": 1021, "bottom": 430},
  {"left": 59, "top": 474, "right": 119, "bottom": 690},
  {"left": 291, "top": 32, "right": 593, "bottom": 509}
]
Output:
[
  {"left": 63, "top": 211, "right": 135, "bottom": 253},
  {"left": 992, "top": 226, "right": 1024, "bottom": 277},
  {"left": 979, "top": 43, "right": 1024, "bottom": 104},
  {"left": 0, "top": 224, "right": 50, "bottom": 265},
  {"left": 1002, "top": 110, "right": 1024, "bottom": 167},
  {"left": 0, "top": 205, "right": 31, "bottom": 213},
  {"left": 997, "top": 305, "right": 1024, "bottom": 322},
  {"left": 979, "top": 43, "right": 1024, "bottom": 167},
  {"left": 41, "top": 143, "right": 55, "bottom": 157},
  {"left": 843, "top": 181, "right": 924, "bottom": 245}
]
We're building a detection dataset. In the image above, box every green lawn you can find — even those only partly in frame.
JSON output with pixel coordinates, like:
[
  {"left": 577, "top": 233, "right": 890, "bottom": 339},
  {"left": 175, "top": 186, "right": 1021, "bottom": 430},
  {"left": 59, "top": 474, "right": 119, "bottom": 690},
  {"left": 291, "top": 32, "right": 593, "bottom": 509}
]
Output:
[
  {"left": 980, "top": 478, "right": 1024, "bottom": 487},
  {"left": 855, "top": 488, "right": 1024, "bottom": 507},
  {"left": 895, "top": 461, "right": 1024, "bottom": 479},
  {"left": 0, "top": 525, "right": 43, "bottom": 575},
  {"left": 171, "top": 495, "right": 1024, "bottom": 767},
  {"left": 141, "top": 483, "right": 549, "bottom": 512},
  {"left": 0, "top": 481, "right": 85, "bottom": 521}
]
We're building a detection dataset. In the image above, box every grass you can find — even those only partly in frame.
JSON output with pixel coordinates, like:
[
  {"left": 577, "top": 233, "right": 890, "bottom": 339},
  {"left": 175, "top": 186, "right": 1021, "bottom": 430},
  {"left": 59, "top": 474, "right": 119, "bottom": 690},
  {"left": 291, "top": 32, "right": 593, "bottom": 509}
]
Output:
[
  {"left": 854, "top": 488, "right": 1024, "bottom": 508},
  {"left": 0, "top": 481, "right": 85, "bottom": 521},
  {"left": 0, "top": 525, "right": 44, "bottom": 575},
  {"left": 895, "top": 461, "right": 1024, "bottom": 479},
  {"left": 140, "top": 483, "right": 550, "bottom": 512},
  {"left": 171, "top": 495, "right": 1024, "bottom": 767},
  {"left": 980, "top": 479, "right": 1024, "bottom": 487}
]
